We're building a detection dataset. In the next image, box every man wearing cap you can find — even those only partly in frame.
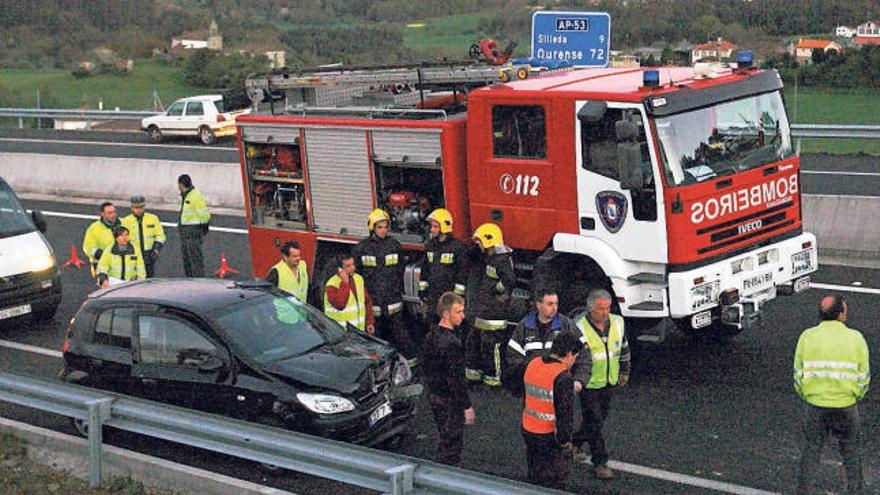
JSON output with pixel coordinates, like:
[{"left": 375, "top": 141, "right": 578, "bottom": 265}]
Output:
[{"left": 121, "top": 196, "right": 166, "bottom": 278}]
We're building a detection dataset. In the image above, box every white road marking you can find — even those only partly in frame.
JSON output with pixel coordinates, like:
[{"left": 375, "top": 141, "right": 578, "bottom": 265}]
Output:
[
  {"left": 801, "top": 170, "right": 880, "bottom": 177},
  {"left": 0, "top": 137, "right": 237, "bottom": 152},
  {"left": 39, "top": 210, "right": 248, "bottom": 235},
  {"left": 0, "top": 339, "right": 62, "bottom": 358},
  {"left": 810, "top": 282, "right": 880, "bottom": 295}
]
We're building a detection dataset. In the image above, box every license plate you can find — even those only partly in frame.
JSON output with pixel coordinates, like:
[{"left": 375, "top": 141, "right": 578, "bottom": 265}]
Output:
[
  {"left": 0, "top": 304, "right": 31, "bottom": 320},
  {"left": 369, "top": 402, "right": 392, "bottom": 427},
  {"left": 691, "top": 311, "right": 712, "bottom": 329},
  {"left": 793, "top": 276, "right": 810, "bottom": 293},
  {"left": 742, "top": 271, "right": 773, "bottom": 295},
  {"left": 792, "top": 249, "right": 814, "bottom": 276}
]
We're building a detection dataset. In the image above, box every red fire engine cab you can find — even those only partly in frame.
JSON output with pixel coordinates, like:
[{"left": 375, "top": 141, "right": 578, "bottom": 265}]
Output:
[{"left": 236, "top": 63, "right": 817, "bottom": 338}]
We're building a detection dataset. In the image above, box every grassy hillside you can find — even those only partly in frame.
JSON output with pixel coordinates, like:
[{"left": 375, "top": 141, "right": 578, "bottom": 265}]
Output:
[
  {"left": 0, "top": 59, "right": 208, "bottom": 110},
  {"left": 403, "top": 13, "right": 530, "bottom": 59},
  {"left": 784, "top": 87, "right": 880, "bottom": 154}
]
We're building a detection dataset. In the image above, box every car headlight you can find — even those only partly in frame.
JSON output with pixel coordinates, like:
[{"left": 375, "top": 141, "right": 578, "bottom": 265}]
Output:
[
  {"left": 296, "top": 393, "right": 356, "bottom": 414},
  {"left": 30, "top": 254, "right": 55, "bottom": 273},
  {"left": 393, "top": 355, "right": 412, "bottom": 386}
]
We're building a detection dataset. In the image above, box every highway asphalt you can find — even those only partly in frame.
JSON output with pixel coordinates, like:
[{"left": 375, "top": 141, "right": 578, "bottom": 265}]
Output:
[
  {"left": 0, "top": 128, "right": 877, "bottom": 196},
  {"left": 0, "top": 198, "right": 877, "bottom": 494}
]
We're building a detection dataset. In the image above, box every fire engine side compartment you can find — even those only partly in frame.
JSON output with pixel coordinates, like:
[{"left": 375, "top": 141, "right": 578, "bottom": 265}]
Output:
[{"left": 236, "top": 115, "right": 469, "bottom": 281}]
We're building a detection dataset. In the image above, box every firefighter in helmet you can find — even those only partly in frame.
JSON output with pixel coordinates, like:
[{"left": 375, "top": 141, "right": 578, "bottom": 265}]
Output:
[
  {"left": 352, "top": 209, "right": 418, "bottom": 366},
  {"left": 465, "top": 222, "right": 516, "bottom": 386},
  {"left": 420, "top": 208, "right": 469, "bottom": 321}
]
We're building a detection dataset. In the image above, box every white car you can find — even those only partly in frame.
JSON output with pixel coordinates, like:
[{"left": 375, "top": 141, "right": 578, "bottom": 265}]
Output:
[{"left": 141, "top": 95, "right": 251, "bottom": 145}]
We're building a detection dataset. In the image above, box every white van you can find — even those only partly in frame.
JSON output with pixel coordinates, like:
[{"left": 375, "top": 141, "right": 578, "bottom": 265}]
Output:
[{"left": 0, "top": 178, "right": 61, "bottom": 322}]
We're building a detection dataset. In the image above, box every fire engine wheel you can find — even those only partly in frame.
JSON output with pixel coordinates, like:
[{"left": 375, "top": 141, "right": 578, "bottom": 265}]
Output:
[
  {"left": 147, "top": 125, "right": 163, "bottom": 143},
  {"left": 672, "top": 317, "right": 744, "bottom": 341},
  {"left": 198, "top": 126, "right": 216, "bottom": 145}
]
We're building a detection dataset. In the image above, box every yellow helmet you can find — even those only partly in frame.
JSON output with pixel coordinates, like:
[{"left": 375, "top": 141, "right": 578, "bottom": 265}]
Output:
[
  {"left": 366, "top": 209, "right": 391, "bottom": 231},
  {"left": 427, "top": 208, "right": 454, "bottom": 234},
  {"left": 472, "top": 223, "right": 504, "bottom": 249}
]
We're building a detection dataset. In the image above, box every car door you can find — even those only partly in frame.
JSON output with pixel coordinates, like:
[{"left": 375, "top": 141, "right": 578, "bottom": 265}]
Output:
[
  {"left": 131, "top": 308, "right": 232, "bottom": 412},
  {"left": 182, "top": 101, "right": 206, "bottom": 135},
  {"left": 161, "top": 101, "right": 186, "bottom": 136},
  {"left": 85, "top": 307, "right": 135, "bottom": 395}
]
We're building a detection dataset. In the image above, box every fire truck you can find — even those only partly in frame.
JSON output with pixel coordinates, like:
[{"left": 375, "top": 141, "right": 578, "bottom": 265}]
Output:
[{"left": 235, "top": 58, "right": 817, "bottom": 340}]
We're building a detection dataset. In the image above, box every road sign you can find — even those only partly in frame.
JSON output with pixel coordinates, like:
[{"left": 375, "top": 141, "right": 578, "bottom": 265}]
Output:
[{"left": 531, "top": 11, "right": 611, "bottom": 68}]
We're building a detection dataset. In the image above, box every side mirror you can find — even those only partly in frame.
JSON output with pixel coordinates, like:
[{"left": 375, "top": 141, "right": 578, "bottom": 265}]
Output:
[
  {"left": 577, "top": 101, "right": 607, "bottom": 123},
  {"left": 32, "top": 210, "right": 47, "bottom": 233},
  {"left": 198, "top": 355, "right": 226, "bottom": 373}
]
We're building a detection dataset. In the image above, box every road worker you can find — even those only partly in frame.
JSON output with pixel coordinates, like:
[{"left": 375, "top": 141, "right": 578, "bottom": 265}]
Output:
[
  {"left": 266, "top": 240, "right": 309, "bottom": 301},
  {"left": 323, "top": 253, "right": 374, "bottom": 334},
  {"left": 505, "top": 286, "right": 578, "bottom": 395},
  {"left": 421, "top": 292, "right": 474, "bottom": 466},
  {"left": 177, "top": 174, "right": 211, "bottom": 277},
  {"left": 521, "top": 331, "right": 580, "bottom": 490},
  {"left": 96, "top": 225, "right": 145, "bottom": 288},
  {"left": 465, "top": 222, "right": 515, "bottom": 387},
  {"left": 794, "top": 295, "right": 869, "bottom": 495},
  {"left": 570, "top": 288, "right": 630, "bottom": 480},
  {"left": 353, "top": 209, "right": 417, "bottom": 365},
  {"left": 121, "top": 195, "right": 165, "bottom": 278},
  {"left": 420, "top": 208, "right": 469, "bottom": 320},
  {"left": 82, "top": 201, "right": 119, "bottom": 278}
]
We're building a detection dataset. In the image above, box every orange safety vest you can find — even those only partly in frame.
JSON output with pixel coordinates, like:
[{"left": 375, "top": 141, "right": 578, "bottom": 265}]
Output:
[{"left": 521, "top": 357, "right": 568, "bottom": 435}]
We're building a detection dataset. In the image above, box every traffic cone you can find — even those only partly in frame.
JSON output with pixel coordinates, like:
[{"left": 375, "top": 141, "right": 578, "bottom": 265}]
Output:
[
  {"left": 61, "top": 245, "right": 86, "bottom": 269},
  {"left": 214, "top": 253, "right": 239, "bottom": 278}
]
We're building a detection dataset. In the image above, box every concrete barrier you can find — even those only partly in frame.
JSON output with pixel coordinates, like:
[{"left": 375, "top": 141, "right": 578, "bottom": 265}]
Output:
[
  {"left": 0, "top": 152, "right": 244, "bottom": 209},
  {"left": 1, "top": 152, "right": 877, "bottom": 264}
]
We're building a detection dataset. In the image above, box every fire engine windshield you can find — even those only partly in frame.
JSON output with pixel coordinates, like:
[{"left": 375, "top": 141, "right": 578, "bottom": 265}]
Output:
[{"left": 654, "top": 90, "right": 793, "bottom": 187}]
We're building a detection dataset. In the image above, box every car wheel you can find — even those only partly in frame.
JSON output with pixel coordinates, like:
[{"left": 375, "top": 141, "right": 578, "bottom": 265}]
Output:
[
  {"left": 147, "top": 125, "right": 163, "bottom": 143},
  {"left": 198, "top": 126, "right": 215, "bottom": 145}
]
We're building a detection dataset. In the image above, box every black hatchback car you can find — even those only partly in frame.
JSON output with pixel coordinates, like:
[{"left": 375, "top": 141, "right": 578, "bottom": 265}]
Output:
[{"left": 61, "top": 278, "right": 420, "bottom": 446}]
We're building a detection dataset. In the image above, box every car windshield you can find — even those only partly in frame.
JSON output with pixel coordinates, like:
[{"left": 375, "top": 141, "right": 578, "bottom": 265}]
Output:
[
  {"left": 215, "top": 293, "right": 347, "bottom": 364},
  {"left": 655, "top": 90, "right": 793, "bottom": 187},
  {"left": 0, "top": 182, "right": 35, "bottom": 239}
]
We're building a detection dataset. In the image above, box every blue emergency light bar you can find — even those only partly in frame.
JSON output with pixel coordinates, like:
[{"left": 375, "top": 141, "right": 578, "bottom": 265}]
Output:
[
  {"left": 737, "top": 50, "right": 753, "bottom": 68},
  {"left": 643, "top": 69, "right": 660, "bottom": 88}
]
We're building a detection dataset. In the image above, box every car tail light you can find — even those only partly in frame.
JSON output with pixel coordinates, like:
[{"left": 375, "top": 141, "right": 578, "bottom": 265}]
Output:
[
  {"left": 62, "top": 340, "right": 69, "bottom": 353},
  {"left": 217, "top": 114, "right": 226, "bottom": 122}
]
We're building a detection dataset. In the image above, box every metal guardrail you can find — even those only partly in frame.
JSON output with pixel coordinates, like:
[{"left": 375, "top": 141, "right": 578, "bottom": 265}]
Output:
[
  {"left": 790, "top": 124, "right": 880, "bottom": 139},
  {"left": 0, "top": 370, "right": 559, "bottom": 494},
  {"left": 0, "top": 108, "right": 160, "bottom": 119}
]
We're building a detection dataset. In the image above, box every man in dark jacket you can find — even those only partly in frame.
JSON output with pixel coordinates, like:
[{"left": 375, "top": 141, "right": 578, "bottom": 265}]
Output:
[
  {"left": 353, "top": 209, "right": 417, "bottom": 365},
  {"left": 421, "top": 292, "right": 475, "bottom": 466},
  {"left": 465, "top": 223, "right": 516, "bottom": 386},
  {"left": 521, "top": 331, "right": 580, "bottom": 489},
  {"left": 420, "top": 208, "right": 469, "bottom": 320},
  {"left": 505, "top": 287, "right": 578, "bottom": 395}
]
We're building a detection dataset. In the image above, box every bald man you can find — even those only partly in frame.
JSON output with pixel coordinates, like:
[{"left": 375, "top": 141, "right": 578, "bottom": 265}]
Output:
[{"left": 794, "top": 295, "right": 869, "bottom": 495}]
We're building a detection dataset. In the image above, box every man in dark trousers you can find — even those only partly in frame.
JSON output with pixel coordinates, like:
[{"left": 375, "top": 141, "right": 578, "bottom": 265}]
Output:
[
  {"left": 353, "top": 209, "right": 417, "bottom": 366},
  {"left": 521, "top": 332, "right": 580, "bottom": 490},
  {"left": 421, "top": 292, "right": 475, "bottom": 466},
  {"left": 420, "top": 208, "right": 469, "bottom": 320},
  {"left": 571, "top": 288, "right": 630, "bottom": 480},
  {"left": 794, "top": 295, "right": 869, "bottom": 495},
  {"left": 121, "top": 196, "right": 166, "bottom": 278},
  {"left": 177, "top": 174, "right": 211, "bottom": 277},
  {"left": 505, "top": 287, "right": 578, "bottom": 395}
]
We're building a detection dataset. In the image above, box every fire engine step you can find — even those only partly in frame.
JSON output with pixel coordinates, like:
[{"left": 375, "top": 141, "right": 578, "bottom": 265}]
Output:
[
  {"left": 627, "top": 301, "right": 665, "bottom": 311},
  {"left": 627, "top": 272, "right": 668, "bottom": 287}
]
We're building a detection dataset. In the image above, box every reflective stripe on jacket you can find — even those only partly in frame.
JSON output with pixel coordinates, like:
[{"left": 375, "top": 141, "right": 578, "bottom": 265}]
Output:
[
  {"left": 794, "top": 320, "right": 870, "bottom": 408},
  {"left": 576, "top": 314, "right": 625, "bottom": 389},
  {"left": 96, "top": 244, "right": 145, "bottom": 282},
  {"left": 179, "top": 187, "right": 211, "bottom": 226},
  {"left": 82, "top": 220, "right": 116, "bottom": 262},
  {"left": 121, "top": 212, "right": 166, "bottom": 252},
  {"left": 324, "top": 273, "right": 367, "bottom": 330},
  {"left": 272, "top": 259, "right": 309, "bottom": 301},
  {"left": 522, "top": 357, "right": 568, "bottom": 435}
]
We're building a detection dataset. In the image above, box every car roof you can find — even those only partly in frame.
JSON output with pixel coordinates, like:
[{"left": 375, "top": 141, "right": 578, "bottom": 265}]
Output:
[
  {"left": 88, "top": 278, "right": 268, "bottom": 314},
  {"left": 174, "top": 95, "right": 222, "bottom": 103}
]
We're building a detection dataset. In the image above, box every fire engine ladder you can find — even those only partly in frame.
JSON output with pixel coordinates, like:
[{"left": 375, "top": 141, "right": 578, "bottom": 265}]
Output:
[{"left": 246, "top": 61, "right": 539, "bottom": 94}]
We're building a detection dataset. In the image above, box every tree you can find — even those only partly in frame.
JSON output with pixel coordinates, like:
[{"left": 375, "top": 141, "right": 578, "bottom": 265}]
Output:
[{"left": 661, "top": 46, "right": 673, "bottom": 66}]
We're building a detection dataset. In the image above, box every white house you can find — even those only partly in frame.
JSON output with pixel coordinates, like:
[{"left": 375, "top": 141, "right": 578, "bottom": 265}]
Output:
[
  {"left": 855, "top": 20, "right": 880, "bottom": 47},
  {"left": 794, "top": 39, "right": 842, "bottom": 63},
  {"left": 692, "top": 38, "right": 736, "bottom": 63},
  {"left": 836, "top": 25, "right": 855, "bottom": 38}
]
